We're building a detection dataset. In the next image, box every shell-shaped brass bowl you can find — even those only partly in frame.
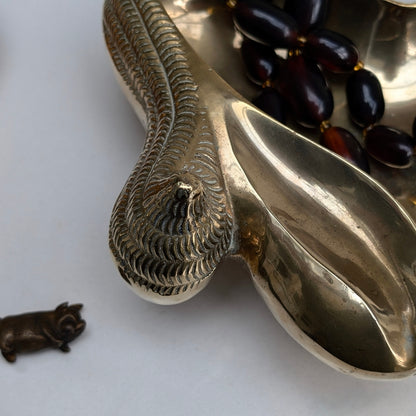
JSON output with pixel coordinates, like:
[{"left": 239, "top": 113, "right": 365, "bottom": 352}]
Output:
[{"left": 103, "top": 0, "right": 416, "bottom": 378}]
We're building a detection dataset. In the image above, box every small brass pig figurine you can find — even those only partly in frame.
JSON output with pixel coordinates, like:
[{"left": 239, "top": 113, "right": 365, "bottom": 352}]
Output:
[{"left": 0, "top": 302, "right": 86, "bottom": 362}]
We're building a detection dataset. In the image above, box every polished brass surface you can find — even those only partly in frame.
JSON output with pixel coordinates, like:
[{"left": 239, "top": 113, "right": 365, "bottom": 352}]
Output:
[
  {"left": 103, "top": 0, "right": 416, "bottom": 378},
  {"left": 170, "top": 0, "right": 416, "bottom": 222}
]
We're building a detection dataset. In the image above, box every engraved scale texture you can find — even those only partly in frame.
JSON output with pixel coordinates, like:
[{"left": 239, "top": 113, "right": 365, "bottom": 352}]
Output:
[{"left": 103, "top": 0, "right": 233, "bottom": 297}]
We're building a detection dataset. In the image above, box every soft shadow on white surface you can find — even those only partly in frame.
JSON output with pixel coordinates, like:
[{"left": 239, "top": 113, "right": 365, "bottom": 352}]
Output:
[{"left": 1, "top": 2, "right": 416, "bottom": 415}]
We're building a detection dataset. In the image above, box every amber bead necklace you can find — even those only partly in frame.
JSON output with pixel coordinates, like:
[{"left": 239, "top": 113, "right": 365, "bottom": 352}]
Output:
[{"left": 227, "top": 0, "right": 416, "bottom": 174}]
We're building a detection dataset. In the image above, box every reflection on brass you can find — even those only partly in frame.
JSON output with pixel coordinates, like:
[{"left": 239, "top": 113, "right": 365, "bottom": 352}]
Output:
[
  {"left": 103, "top": 0, "right": 416, "bottom": 378},
  {"left": 0, "top": 303, "right": 86, "bottom": 362}
]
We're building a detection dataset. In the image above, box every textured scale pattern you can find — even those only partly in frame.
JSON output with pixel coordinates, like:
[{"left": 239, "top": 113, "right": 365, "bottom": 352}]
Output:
[{"left": 103, "top": 0, "right": 233, "bottom": 298}]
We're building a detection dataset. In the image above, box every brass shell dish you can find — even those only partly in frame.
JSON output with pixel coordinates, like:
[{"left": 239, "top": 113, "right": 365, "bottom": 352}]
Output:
[{"left": 103, "top": 0, "right": 416, "bottom": 378}]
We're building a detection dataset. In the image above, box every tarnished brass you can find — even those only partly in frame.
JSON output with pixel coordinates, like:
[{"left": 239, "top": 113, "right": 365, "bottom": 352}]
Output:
[
  {"left": 103, "top": 0, "right": 416, "bottom": 378},
  {"left": 0, "top": 303, "right": 86, "bottom": 362}
]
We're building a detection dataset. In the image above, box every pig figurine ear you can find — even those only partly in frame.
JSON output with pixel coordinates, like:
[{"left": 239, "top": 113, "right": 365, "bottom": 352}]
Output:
[
  {"left": 69, "top": 304, "right": 83, "bottom": 313},
  {"left": 55, "top": 302, "right": 69, "bottom": 312}
]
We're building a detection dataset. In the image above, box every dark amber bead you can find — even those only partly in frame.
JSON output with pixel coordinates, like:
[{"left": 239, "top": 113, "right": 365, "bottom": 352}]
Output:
[
  {"left": 233, "top": 0, "right": 299, "bottom": 48},
  {"left": 346, "top": 69, "right": 385, "bottom": 127},
  {"left": 278, "top": 55, "right": 333, "bottom": 127},
  {"left": 284, "top": 0, "right": 328, "bottom": 33},
  {"left": 252, "top": 87, "right": 286, "bottom": 124},
  {"left": 321, "top": 126, "right": 370, "bottom": 172},
  {"left": 365, "top": 125, "right": 414, "bottom": 168},
  {"left": 304, "top": 29, "right": 359, "bottom": 73},
  {"left": 241, "top": 38, "right": 279, "bottom": 85}
]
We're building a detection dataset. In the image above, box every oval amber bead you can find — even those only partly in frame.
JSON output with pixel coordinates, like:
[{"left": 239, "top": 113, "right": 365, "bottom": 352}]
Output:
[
  {"left": 321, "top": 126, "right": 370, "bottom": 172},
  {"left": 365, "top": 125, "right": 414, "bottom": 168},
  {"left": 252, "top": 87, "right": 286, "bottom": 124},
  {"left": 241, "top": 38, "right": 279, "bottom": 85},
  {"left": 304, "top": 29, "right": 359, "bottom": 73},
  {"left": 233, "top": 0, "right": 299, "bottom": 48},
  {"left": 346, "top": 69, "right": 385, "bottom": 127},
  {"left": 278, "top": 55, "right": 333, "bottom": 127},
  {"left": 284, "top": 0, "right": 328, "bottom": 33}
]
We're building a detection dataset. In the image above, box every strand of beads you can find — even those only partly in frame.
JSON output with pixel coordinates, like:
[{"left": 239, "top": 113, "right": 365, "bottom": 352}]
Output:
[{"left": 229, "top": 0, "right": 416, "bottom": 173}]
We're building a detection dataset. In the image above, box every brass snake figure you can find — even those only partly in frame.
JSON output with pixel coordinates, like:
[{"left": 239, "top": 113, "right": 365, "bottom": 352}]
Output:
[
  {"left": 103, "top": 0, "right": 416, "bottom": 377},
  {"left": 105, "top": 0, "right": 233, "bottom": 302}
]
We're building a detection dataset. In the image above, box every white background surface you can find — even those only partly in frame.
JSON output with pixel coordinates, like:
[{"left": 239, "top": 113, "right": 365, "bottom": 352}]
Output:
[{"left": 2, "top": 1, "right": 416, "bottom": 415}]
